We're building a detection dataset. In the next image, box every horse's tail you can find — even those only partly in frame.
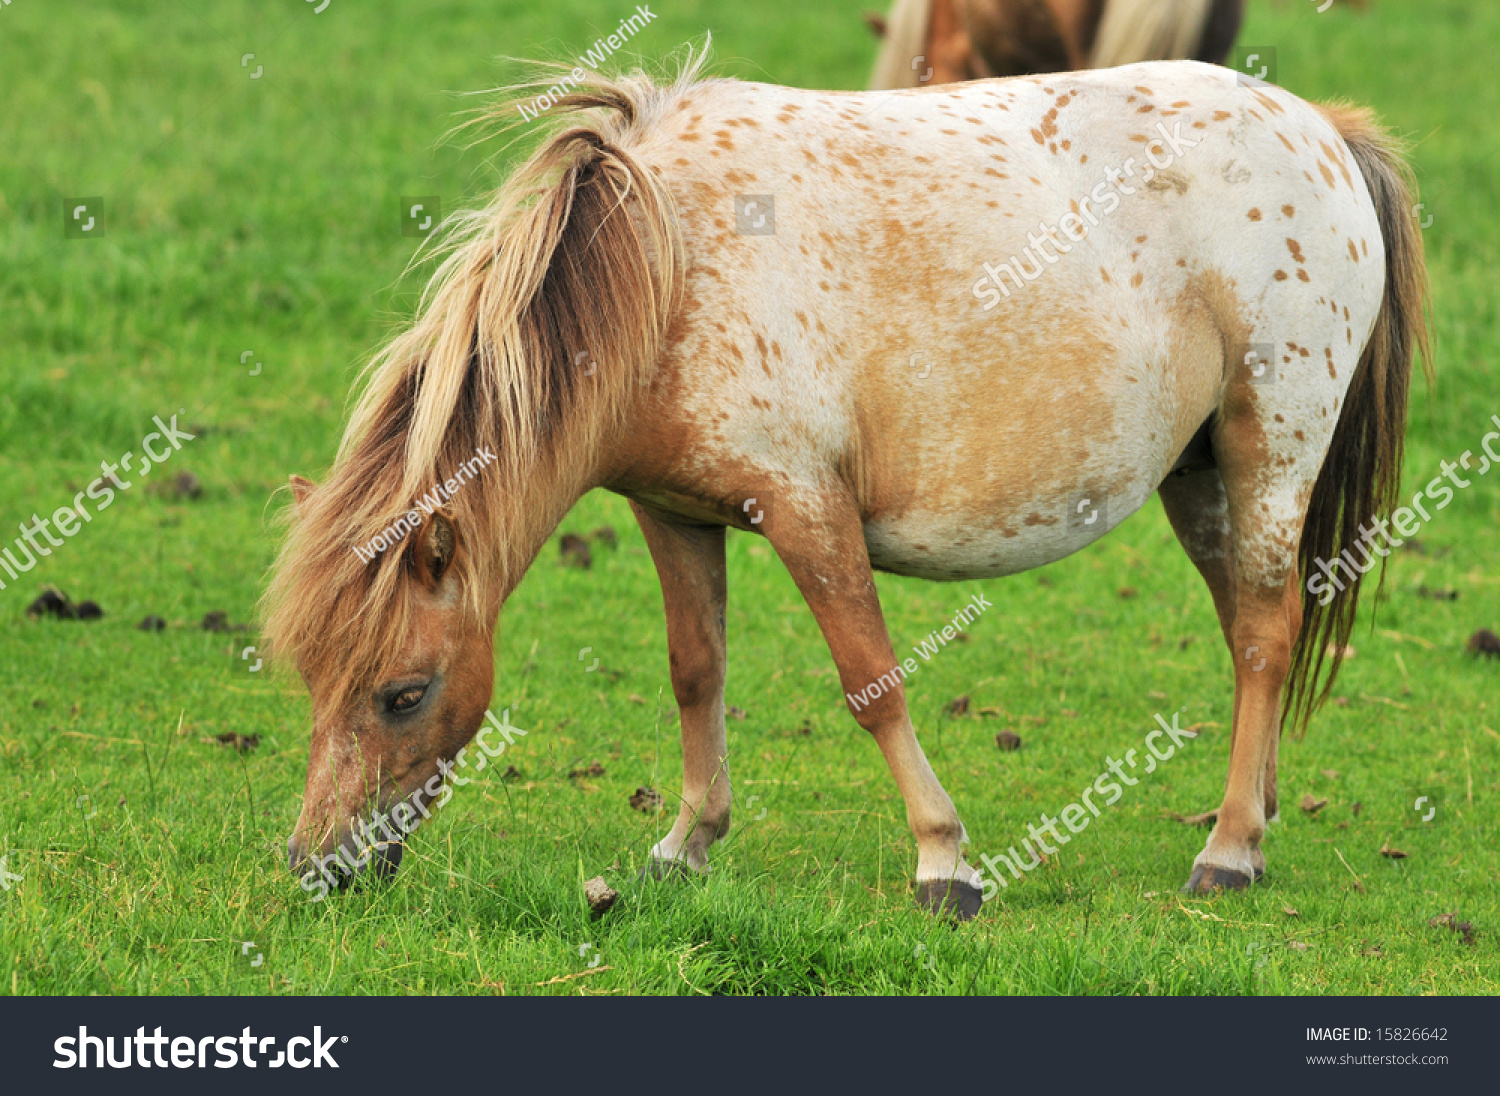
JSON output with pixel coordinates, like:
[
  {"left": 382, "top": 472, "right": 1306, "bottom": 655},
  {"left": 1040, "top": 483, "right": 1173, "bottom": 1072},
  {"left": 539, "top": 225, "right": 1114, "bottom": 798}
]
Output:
[
  {"left": 1284, "top": 105, "right": 1432, "bottom": 730},
  {"left": 1089, "top": 0, "right": 1241, "bottom": 68},
  {"left": 869, "top": 0, "right": 936, "bottom": 88}
]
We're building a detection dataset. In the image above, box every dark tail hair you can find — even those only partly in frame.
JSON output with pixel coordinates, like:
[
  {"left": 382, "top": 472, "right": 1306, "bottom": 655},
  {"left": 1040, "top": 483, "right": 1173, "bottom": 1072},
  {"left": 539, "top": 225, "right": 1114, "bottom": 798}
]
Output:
[{"left": 1285, "top": 105, "right": 1432, "bottom": 731}]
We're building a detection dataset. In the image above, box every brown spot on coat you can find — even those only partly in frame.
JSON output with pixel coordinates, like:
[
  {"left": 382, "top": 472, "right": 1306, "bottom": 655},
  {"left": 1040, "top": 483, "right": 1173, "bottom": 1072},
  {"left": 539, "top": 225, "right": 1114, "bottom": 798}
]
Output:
[
  {"left": 1320, "top": 141, "right": 1354, "bottom": 190},
  {"left": 1251, "top": 92, "right": 1285, "bottom": 116}
]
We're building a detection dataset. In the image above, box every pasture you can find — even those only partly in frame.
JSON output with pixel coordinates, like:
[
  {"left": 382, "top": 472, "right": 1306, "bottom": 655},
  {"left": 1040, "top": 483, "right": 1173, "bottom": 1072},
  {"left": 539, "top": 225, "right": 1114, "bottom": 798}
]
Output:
[{"left": 0, "top": 0, "right": 1496, "bottom": 995}]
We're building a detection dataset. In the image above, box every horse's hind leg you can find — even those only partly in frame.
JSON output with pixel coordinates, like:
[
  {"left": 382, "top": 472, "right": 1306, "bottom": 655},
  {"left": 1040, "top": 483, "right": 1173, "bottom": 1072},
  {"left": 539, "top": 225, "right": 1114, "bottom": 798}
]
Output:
[
  {"left": 1177, "top": 404, "right": 1313, "bottom": 894},
  {"left": 631, "top": 503, "right": 732, "bottom": 875},
  {"left": 1158, "top": 467, "right": 1239, "bottom": 646},
  {"left": 1183, "top": 571, "right": 1300, "bottom": 892},
  {"left": 1159, "top": 467, "right": 1281, "bottom": 825}
]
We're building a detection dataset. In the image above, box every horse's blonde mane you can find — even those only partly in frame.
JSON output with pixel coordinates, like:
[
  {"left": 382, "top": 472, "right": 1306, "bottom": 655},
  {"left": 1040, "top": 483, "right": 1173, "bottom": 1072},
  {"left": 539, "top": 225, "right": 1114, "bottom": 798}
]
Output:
[
  {"left": 261, "top": 50, "right": 697, "bottom": 710},
  {"left": 1088, "top": 0, "right": 1216, "bottom": 67},
  {"left": 870, "top": 0, "right": 1221, "bottom": 90},
  {"left": 869, "top": 0, "right": 936, "bottom": 89}
]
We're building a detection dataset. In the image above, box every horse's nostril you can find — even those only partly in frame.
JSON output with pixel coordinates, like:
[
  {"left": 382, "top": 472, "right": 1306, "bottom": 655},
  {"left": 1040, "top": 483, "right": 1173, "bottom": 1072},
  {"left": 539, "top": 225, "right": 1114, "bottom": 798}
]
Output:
[{"left": 372, "top": 839, "right": 404, "bottom": 878}]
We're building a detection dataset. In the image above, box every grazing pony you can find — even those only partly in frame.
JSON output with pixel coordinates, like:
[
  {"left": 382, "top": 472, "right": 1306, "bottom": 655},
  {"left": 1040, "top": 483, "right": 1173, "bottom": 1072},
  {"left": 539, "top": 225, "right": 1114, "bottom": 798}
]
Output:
[
  {"left": 867, "top": 0, "right": 1243, "bottom": 88},
  {"left": 267, "top": 51, "right": 1427, "bottom": 918}
]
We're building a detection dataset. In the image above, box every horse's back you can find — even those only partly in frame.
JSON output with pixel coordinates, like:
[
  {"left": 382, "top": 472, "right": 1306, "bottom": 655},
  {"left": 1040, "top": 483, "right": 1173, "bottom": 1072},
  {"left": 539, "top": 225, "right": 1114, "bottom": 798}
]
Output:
[{"left": 628, "top": 64, "right": 1384, "bottom": 580}]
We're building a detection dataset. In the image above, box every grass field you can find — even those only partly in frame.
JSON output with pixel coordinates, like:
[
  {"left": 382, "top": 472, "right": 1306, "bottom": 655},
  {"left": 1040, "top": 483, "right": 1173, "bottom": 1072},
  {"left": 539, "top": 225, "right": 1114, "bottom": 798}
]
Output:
[{"left": 1, "top": 0, "right": 1496, "bottom": 995}]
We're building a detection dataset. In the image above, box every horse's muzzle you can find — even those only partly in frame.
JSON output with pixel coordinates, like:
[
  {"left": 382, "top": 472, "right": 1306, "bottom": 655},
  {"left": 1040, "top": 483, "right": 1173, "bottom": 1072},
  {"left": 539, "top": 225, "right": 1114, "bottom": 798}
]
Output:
[{"left": 286, "top": 821, "right": 404, "bottom": 891}]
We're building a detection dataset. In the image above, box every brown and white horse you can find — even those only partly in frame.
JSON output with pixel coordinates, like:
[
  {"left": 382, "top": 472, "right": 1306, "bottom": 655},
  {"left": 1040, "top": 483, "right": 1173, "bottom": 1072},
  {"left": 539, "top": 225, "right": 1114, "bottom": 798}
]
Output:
[
  {"left": 267, "top": 52, "right": 1427, "bottom": 918},
  {"left": 867, "top": 0, "right": 1243, "bottom": 88}
]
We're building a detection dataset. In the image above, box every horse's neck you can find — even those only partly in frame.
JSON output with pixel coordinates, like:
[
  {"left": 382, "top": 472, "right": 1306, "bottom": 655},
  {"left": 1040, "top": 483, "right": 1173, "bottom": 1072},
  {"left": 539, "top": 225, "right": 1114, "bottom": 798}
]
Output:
[{"left": 492, "top": 462, "right": 593, "bottom": 603}]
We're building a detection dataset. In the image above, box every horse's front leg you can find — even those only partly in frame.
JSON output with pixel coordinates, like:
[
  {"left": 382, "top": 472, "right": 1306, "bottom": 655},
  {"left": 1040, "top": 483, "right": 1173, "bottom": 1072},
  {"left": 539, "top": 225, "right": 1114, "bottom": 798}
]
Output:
[
  {"left": 759, "top": 483, "right": 982, "bottom": 919},
  {"left": 630, "top": 502, "right": 732, "bottom": 875}
]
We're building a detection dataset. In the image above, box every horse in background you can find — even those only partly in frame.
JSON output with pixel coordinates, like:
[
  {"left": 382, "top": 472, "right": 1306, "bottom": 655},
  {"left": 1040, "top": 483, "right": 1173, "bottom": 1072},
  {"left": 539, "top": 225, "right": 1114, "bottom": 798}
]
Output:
[{"left": 866, "top": 0, "right": 1243, "bottom": 88}]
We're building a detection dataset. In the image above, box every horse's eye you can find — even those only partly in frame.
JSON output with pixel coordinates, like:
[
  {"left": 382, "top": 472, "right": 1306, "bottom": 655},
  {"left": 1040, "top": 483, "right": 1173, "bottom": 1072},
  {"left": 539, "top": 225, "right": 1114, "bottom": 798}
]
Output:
[{"left": 390, "top": 687, "right": 426, "bottom": 713}]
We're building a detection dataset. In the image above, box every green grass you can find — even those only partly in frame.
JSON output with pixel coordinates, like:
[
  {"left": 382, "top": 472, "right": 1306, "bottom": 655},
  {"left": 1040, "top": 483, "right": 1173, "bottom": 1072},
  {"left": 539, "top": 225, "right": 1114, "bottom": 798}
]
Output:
[{"left": 1, "top": 0, "right": 1496, "bottom": 995}]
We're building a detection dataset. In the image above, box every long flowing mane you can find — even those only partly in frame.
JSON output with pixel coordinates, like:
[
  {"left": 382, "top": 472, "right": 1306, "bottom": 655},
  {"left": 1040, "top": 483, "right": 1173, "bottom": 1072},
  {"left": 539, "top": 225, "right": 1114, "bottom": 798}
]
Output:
[
  {"left": 1087, "top": 0, "right": 1218, "bottom": 67},
  {"left": 868, "top": 0, "right": 1229, "bottom": 89},
  {"left": 261, "top": 54, "right": 694, "bottom": 709},
  {"left": 869, "top": 0, "right": 938, "bottom": 89}
]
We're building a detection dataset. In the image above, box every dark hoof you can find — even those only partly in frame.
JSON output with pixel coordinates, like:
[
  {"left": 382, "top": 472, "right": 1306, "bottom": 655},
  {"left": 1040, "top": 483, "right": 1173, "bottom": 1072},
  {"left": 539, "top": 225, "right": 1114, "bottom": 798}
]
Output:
[
  {"left": 1181, "top": 863, "right": 1255, "bottom": 895},
  {"left": 914, "top": 879, "right": 983, "bottom": 921},
  {"left": 638, "top": 857, "right": 695, "bottom": 882}
]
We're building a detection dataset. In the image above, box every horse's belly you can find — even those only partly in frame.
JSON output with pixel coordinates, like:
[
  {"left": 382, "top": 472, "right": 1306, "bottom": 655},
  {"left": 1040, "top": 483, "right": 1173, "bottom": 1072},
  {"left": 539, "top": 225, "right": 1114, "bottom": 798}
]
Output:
[{"left": 863, "top": 482, "right": 1152, "bottom": 581}]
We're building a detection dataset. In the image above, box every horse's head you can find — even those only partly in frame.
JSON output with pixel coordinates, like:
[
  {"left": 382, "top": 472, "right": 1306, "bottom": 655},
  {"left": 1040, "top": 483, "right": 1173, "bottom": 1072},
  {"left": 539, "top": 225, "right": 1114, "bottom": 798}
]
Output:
[
  {"left": 266, "top": 81, "right": 679, "bottom": 897},
  {"left": 280, "top": 475, "right": 499, "bottom": 899}
]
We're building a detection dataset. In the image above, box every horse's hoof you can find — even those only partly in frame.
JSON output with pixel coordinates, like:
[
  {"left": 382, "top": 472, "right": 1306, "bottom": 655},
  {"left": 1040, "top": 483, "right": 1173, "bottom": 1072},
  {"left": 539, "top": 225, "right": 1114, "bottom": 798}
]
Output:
[
  {"left": 914, "top": 879, "right": 983, "bottom": 921},
  {"left": 1181, "top": 863, "right": 1255, "bottom": 894},
  {"left": 638, "top": 857, "right": 695, "bottom": 882}
]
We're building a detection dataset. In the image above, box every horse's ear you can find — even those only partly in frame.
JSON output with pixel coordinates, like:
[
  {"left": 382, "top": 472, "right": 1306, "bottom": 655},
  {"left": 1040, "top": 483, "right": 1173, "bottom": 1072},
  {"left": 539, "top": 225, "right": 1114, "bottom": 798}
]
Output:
[
  {"left": 863, "top": 10, "right": 888, "bottom": 37},
  {"left": 414, "top": 510, "right": 459, "bottom": 588},
  {"left": 288, "top": 474, "right": 316, "bottom": 513}
]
